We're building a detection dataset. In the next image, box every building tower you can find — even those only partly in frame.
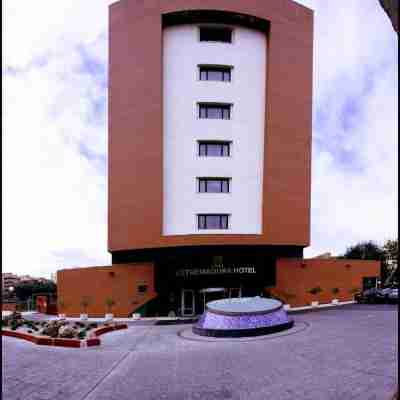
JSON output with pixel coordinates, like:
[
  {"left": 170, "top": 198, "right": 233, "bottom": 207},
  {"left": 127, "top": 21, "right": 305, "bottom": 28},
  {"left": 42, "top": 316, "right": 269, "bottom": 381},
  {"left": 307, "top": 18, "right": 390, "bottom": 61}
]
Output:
[{"left": 108, "top": 1, "right": 313, "bottom": 316}]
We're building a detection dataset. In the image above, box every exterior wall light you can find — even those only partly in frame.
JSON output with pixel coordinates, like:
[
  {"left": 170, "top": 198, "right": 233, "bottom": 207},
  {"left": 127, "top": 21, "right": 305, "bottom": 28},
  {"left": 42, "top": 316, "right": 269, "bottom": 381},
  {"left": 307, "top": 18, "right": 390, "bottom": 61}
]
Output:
[
  {"left": 109, "top": 271, "right": 115, "bottom": 277},
  {"left": 300, "top": 262, "right": 307, "bottom": 268}
]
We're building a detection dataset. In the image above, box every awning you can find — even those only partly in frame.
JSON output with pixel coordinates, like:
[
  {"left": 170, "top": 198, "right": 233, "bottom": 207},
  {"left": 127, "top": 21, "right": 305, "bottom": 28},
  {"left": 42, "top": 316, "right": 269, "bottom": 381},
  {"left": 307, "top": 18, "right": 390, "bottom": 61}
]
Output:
[{"left": 199, "top": 288, "right": 225, "bottom": 293}]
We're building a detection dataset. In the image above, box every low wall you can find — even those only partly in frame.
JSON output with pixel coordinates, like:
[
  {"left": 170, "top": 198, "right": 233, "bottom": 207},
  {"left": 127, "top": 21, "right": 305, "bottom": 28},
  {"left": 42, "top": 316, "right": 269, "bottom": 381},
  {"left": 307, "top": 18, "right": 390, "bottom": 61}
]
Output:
[
  {"left": 2, "top": 303, "right": 17, "bottom": 312},
  {"left": 270, "top": 258, "right": 380, "bottom": 307},
  {"left": 57, "top": 263, "right": 157, "bottom": 317}
]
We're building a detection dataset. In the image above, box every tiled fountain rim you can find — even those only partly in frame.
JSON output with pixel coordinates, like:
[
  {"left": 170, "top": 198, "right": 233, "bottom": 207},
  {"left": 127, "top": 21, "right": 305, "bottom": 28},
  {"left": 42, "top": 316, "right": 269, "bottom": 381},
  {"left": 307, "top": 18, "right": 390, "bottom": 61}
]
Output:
[
  {"left": 206, "top": 297, "right": 283, "bottom": 316},
  {"left": 179, "top": 321, "right": 310, "bottom": 342}
]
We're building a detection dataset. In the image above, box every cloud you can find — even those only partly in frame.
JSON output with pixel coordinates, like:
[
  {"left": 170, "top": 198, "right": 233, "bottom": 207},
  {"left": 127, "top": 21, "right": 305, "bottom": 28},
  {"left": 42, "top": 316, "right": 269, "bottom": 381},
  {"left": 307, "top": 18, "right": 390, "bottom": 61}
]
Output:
[
  {"left": 2, "top": 1, "right": 398, "bottom": 278},
  {"left": 297, "top": 0, "right": 398, "bottom": 256},
  {"left": 3, "top": 2, "right": 114, "bottom": 278}
]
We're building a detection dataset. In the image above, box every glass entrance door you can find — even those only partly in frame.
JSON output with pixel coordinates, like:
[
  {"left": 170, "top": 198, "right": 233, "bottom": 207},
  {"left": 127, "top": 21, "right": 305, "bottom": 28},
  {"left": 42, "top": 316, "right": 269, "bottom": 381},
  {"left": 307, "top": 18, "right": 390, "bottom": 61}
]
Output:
[
  {"left": 229, "top": 287, "right": 242, "bottom": 298},
  {"left": 181, "top": 289, "right": 195, "bottom": 317}
]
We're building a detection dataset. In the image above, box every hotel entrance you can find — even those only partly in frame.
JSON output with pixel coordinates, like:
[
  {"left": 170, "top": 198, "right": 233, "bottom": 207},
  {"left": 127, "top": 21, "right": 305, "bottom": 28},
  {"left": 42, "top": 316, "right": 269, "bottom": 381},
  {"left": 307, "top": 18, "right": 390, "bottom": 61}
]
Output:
[
  {"left": 154, "top": 249, "right": 278, "bottom": 317},
  {"left": 180, "top": 287, "right": 243, "bottom": 316}
]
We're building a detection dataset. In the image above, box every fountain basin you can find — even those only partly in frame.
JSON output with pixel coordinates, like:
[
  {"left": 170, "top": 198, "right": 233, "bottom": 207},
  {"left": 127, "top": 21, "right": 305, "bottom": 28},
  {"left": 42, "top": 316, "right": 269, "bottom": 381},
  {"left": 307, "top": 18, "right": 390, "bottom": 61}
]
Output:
[{"left": 193, "top": 297, "right": 293, "bottom": 338}]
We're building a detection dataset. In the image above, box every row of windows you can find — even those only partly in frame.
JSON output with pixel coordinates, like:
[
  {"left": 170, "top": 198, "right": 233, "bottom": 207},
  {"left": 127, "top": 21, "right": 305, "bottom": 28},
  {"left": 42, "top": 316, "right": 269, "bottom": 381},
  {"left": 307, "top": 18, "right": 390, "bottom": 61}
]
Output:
[
  {"left": 197, "top": 27, "right": 232, "bottom": 230},
  {"left": 198, "top": 214, "right": 229, "bottom": 230}
]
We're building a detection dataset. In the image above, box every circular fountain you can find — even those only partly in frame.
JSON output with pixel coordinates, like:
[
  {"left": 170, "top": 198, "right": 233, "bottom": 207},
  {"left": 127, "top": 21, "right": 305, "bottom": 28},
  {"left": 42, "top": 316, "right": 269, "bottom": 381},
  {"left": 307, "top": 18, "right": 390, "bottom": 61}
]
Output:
[{"left": 192, "top": 297, "right": 293, "bottom": 338}]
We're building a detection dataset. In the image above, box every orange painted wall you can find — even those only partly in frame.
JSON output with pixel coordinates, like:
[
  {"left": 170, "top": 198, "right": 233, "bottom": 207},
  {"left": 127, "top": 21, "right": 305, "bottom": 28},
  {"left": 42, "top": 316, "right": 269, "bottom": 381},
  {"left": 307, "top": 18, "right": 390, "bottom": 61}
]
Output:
[
  {"left": 2, "top": 303, "right": 17, "bottom": 312},
  {"left": 270, "top": 259, "right": 380, "bottom": 307},
  {"left": 57, "top": 263, "right": 156, "bottom": 317}
]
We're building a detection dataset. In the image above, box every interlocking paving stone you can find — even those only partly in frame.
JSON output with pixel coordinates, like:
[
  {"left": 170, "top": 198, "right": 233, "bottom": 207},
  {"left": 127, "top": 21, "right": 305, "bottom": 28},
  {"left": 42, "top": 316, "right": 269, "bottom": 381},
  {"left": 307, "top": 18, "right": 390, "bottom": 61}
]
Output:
[{"left": 2, "top": 304, "right": 398, "bottom": 400}]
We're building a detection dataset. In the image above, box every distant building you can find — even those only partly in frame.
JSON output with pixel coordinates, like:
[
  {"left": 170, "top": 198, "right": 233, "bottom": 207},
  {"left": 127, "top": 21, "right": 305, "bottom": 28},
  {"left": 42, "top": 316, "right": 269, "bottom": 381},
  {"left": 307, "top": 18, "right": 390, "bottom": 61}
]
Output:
[
  {"left": 312, "top": 253, "right": 334, "bottom": 259},
  {"left": 2, "top": 273, "right": 19, "bottom": 291}
]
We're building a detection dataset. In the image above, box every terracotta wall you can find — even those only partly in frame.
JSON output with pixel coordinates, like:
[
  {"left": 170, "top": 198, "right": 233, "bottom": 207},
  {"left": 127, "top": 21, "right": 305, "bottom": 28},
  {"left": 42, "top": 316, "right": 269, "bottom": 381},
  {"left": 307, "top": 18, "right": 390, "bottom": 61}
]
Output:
[
  {"left": 270, "top": 259, "right": 381, "bottom": 307},
  {"left": 2, "top": 302, "right": 17, "bottom": 312},
  {"left": 57, "top": 264, "right": 156, "bottom": 317},
  {"left": 108, "top": 0, "right": 313, "bottom": 252}
]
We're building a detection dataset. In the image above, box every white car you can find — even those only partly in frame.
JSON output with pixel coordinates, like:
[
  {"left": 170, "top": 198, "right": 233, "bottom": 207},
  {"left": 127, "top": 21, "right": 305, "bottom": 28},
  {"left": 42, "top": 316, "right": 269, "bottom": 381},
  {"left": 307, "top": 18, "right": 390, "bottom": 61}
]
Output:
[{"left": 388, "top": 288, "right": 398, "bottom": 302}]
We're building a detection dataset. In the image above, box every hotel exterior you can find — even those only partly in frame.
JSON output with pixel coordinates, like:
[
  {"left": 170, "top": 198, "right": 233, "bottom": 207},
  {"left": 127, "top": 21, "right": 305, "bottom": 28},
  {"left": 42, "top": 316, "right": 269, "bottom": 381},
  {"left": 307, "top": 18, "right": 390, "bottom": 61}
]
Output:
[{"left": 57, "top": 0, "right": 380, "bottom": 317}]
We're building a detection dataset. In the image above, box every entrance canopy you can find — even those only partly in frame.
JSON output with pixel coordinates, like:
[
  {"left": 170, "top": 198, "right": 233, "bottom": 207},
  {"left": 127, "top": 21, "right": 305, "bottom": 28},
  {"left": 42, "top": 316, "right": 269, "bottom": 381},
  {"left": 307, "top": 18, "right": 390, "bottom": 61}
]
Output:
[{"left": 199, "top": 288, "right": 225, "bottom": 293}]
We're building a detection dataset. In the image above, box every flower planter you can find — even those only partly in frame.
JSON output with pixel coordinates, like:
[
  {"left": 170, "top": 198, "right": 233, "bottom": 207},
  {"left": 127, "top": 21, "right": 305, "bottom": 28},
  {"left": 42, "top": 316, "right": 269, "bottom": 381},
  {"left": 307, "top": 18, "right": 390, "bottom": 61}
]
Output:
[
  {"left": 80, "top": 314, "right": 88, "bottom": 321},
  {"left": 311, "top": 301, "right": 319, "bottom": 307},
  {"left": 331, "top": 299, "right": 339, "bottom": 305},
  {"left": 283, "top": 304, "right": 291, "bottom": 310},
  {"left": 105, "top": 313, "right": 114, "bottom": 321}
]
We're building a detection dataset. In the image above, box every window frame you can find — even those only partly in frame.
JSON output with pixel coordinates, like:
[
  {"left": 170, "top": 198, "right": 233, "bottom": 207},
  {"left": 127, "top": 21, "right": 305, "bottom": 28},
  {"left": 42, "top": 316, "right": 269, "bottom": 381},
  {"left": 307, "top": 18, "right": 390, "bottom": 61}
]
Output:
[
  {"left": 197, "top": 214, "right": 230, "bottom": 230},
  {"left": 199, "top": 26, "right": 233, "bottom": 43},
  {"left": 198, "top": 177, "right": 231, "bottom": 193},
  {"left": 198, "top": 141, "right": 231, "bottom": 157},
  {"left": 198, "top": 65, "right": 232, "bottom": 82},
  {"left": 198, "top": 103, "right": 232, "bottom": 120}
]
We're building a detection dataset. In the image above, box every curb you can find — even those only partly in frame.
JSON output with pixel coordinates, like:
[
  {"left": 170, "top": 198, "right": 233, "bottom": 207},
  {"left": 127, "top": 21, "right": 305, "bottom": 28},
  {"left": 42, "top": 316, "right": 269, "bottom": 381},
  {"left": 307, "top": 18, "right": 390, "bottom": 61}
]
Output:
[
  {"left": 93, "top": 323, "right": 128, "bottom": 337},
  {"left": 1, "top": 324, "right": 128, "bottom": 348}
]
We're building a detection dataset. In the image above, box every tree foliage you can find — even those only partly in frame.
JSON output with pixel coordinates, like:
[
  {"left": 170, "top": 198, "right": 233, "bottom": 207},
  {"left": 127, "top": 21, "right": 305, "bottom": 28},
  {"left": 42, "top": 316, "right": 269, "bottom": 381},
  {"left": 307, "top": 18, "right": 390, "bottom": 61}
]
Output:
[
  {"left": 340, "top": 239, "right": 398, "bottom": 282},
  {"left": 383, "top": 239, "right": 398, "bottom": 261},
  {"left": 14, "top": 281, "right": 56, "bottom": 301},
  {"left": 341, "top": 241, "right": 385, "bottom": 261}
]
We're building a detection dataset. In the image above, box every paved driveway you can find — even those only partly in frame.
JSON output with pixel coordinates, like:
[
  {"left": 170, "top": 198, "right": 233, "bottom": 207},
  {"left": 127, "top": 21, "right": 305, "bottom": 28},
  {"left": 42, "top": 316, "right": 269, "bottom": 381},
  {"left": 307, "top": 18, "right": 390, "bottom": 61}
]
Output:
[{"left": 2, "top": 304, "right": 398, "bottom": 400}]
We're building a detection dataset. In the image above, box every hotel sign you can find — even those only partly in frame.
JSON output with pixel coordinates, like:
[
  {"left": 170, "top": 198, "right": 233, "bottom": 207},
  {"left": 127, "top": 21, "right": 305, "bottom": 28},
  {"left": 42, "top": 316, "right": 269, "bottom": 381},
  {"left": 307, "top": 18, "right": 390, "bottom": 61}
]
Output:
[{"left": 175, "top": 264, "right": 256, "bottom": 278}]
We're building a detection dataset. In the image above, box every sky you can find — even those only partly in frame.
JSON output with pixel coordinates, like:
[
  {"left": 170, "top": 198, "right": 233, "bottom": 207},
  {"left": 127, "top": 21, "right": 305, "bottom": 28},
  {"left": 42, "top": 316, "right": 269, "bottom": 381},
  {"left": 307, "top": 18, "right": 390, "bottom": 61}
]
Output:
[{"left": 3, "top": 0, "right": 398, "bottom": 278}]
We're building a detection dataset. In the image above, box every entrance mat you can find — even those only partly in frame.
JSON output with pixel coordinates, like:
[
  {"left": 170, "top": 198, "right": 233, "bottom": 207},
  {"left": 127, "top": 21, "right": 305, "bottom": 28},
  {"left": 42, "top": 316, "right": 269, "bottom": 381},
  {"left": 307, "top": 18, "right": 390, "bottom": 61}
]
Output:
[{"left": 155, "top": 318, "right": 198, "bottom": 325}]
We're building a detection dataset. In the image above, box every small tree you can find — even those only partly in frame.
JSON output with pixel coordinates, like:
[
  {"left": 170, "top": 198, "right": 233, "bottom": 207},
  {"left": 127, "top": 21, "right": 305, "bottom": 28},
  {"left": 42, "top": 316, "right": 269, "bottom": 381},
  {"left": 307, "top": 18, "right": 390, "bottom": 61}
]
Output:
[
  {"left": 105, "top": 297, "right": 115, "bottom": 314},
  {"left": 58, "top": 297, "right": 66, "bottom": 313},
  {"left": 80, "top": 296, "right": 91, "bottom": 314},
  {"left": 308, "top": 287, "right": 322, "bottom": 296},
  {"left": 331, "top": 288, "right": 340, "bottom": 296},
  {"left": 349, "top": 287, "right": 361, "bottom": 295}
]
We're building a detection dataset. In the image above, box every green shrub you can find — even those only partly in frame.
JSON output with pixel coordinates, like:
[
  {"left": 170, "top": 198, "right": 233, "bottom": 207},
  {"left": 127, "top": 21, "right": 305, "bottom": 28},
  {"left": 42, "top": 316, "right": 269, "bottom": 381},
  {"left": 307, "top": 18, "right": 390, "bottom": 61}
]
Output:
[
  {"left": 77, "top": 330, "right": 86, "bottom": 339},
  {"left": 308, "top": 287, "right": 323, "bottom": 295}
]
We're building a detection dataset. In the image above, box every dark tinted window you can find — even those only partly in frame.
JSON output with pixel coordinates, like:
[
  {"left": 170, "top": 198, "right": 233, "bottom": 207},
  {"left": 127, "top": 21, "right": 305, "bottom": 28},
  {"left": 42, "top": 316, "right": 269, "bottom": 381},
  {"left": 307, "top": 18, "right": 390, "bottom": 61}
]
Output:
[
  {"left": 199, "top": 103, "right": 231, "bottom": 119},
  {"left": 199, "top": 66, "right": 231, "bottom": 82},
  {"left": 198, "top": 214, "right": 229, "bottom": 229},
  {"left": 200, "top": 27, "right": 232, "bottom": 43},
  {"left": 198, "top": 178, "right": 230, "bottom": 193},
  {"left": 138, "top": 284, "right": 147, "bottom": 293},
  {"left": 198, "top": 141, "right": 230, "bottom": 157}
]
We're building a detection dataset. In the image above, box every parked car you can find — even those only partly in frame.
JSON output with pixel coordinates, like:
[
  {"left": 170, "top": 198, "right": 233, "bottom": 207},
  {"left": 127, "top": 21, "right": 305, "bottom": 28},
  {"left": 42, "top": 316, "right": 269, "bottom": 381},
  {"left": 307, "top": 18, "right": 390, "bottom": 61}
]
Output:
[
  {"left": 355, "top": 288, "right": 393, "bottom": 304},
  {"left": 376, "top": 288, "right": 392, "bottom": 303},
  {"left": 355, "top": 288, "right": 380, "bottom": 303},
  {"left": 387, "top": 288, "right": 398, "bottom": 303}
]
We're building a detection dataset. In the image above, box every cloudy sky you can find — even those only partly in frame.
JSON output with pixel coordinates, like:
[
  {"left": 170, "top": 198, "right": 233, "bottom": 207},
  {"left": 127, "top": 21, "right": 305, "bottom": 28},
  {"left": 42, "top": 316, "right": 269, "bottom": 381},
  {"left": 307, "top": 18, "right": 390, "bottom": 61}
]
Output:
[{"left": 3, "top": 1, "right": 398, "bottom": 278}]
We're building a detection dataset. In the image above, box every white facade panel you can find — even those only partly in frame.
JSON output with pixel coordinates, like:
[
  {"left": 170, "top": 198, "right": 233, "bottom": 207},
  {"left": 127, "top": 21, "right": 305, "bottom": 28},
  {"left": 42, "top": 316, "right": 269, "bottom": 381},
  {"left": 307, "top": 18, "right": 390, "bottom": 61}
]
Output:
[{"left": 163, "top": 24, "right": 266, "bottom": 235}]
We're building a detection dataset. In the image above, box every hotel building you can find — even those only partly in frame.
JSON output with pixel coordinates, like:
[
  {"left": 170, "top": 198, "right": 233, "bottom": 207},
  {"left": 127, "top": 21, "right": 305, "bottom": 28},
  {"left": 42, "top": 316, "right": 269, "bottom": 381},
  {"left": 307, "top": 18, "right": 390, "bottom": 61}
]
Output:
[{"left": 57, "top": 0, "right": 380, "bottom": 317}]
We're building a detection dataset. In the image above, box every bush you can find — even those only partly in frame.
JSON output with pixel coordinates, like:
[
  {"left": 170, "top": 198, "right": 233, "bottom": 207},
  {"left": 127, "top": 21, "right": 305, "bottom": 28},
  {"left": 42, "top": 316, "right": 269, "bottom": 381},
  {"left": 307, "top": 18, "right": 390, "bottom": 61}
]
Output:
[
  {"left": 28, "top": 330, "right": 32, "bottom": 333},
  {"left": 89, "top": 322, "right": 98, "bottom": 329},
  {"left": 77, "top": 330, "right": 86, "bottom": 339},
  {"left": 308, "top": 287, "right": 323, "bottom": 295}
]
